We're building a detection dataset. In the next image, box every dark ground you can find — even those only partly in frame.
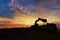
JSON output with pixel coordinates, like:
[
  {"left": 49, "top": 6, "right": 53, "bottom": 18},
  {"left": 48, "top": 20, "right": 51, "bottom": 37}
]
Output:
[
  {"left": 0, "top": 28, "right": 59, "bottom": 40},
  {"left": 0, "top": 23, "right": 60, "bottom": 40}
]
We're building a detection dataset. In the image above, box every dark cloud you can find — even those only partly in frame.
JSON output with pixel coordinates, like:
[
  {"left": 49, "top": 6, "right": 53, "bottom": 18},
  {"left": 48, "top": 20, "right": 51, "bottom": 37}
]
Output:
[
  {"left": 34, "top": 0, "right": 44, "bottom": 3},
  {"left": 31, "top": 0, "right": 60, "bottom": 12}
]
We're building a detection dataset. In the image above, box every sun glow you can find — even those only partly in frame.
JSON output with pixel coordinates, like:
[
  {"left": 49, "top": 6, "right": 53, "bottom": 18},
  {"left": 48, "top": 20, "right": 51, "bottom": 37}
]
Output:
[
  {"left": 12, "top": 12, "right": 60, "bottom": 26},
  {"left": 12, "top": 16, "right": 36, "bottom": 25}
]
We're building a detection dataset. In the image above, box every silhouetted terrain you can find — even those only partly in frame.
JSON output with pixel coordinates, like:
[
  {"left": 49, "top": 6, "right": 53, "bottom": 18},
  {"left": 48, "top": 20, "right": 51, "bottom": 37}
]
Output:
[{"left": 0, "top": 23, "right": 59, "bottom": 40}]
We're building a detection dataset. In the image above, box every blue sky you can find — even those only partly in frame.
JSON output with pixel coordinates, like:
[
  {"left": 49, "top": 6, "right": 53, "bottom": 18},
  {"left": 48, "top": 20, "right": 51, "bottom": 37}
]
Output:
[
  {"left": 0, "top": 0, "right": 35, "bottom": 18},
  {"left": 0, "top": 0, "right": 11, "bottom": 18},
  {"left": 0, "top": 0, "right": 60, "bottom": 18}
]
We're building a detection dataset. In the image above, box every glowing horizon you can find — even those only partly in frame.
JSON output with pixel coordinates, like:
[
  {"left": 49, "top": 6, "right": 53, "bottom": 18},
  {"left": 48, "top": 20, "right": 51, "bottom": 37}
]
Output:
[{"left": 0, "top": 0, "right": 60, "bottom": 28}]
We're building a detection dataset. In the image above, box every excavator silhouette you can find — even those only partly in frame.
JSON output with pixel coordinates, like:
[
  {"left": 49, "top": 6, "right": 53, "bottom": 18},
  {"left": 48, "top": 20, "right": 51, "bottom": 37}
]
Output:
[
  {"left": 31, "top": 18, "right": 57, "bottom": 33},
  {"left": 34, "top": 18, "right": 47, "bottom": 25}
]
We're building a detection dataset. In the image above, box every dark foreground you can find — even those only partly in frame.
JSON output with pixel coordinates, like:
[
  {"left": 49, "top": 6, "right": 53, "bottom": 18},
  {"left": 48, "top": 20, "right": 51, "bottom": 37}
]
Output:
[
  {"left": 0, "top": 28, "right": 59, "bottom": 40},
  {"left": 0, "top": 23, "right": 60, "bottom": 40}
]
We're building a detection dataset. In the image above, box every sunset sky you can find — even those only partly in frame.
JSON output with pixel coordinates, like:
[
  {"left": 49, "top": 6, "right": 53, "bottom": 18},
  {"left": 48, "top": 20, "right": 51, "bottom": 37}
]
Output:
[{"left": 0, "top": 0, "right": 60, "bottom": 28}]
